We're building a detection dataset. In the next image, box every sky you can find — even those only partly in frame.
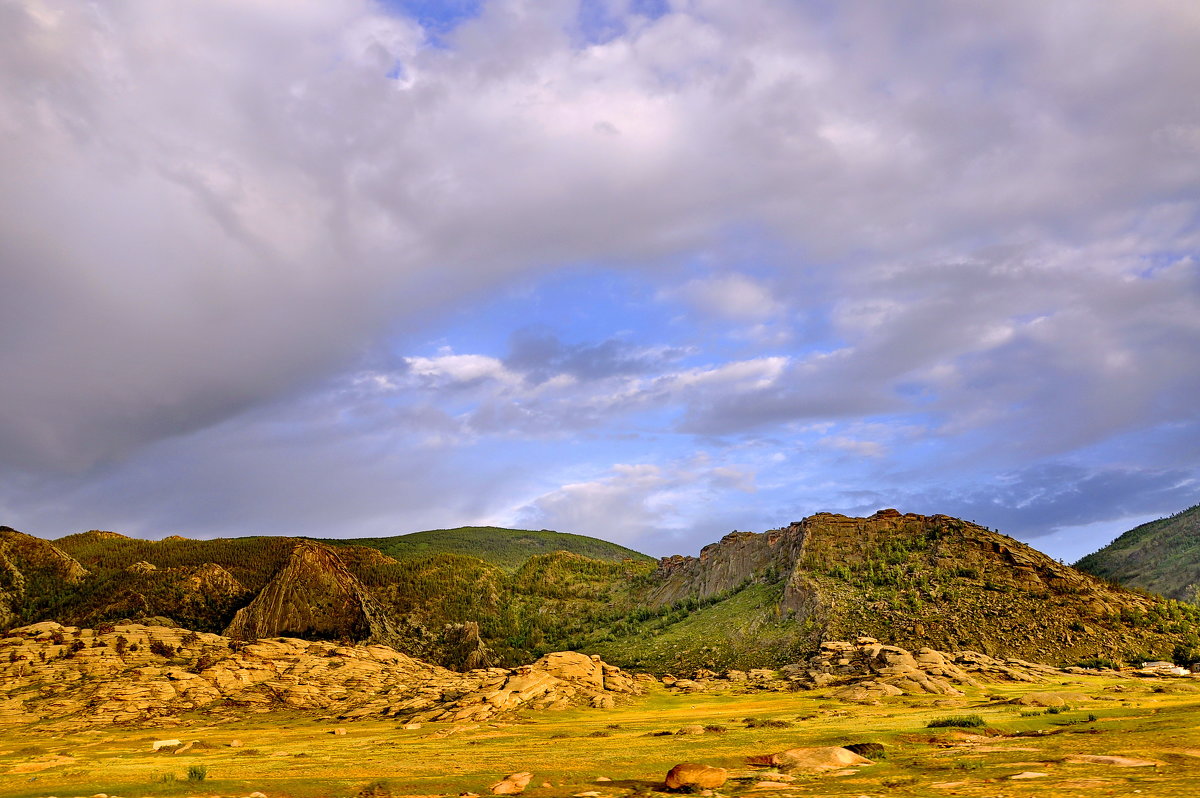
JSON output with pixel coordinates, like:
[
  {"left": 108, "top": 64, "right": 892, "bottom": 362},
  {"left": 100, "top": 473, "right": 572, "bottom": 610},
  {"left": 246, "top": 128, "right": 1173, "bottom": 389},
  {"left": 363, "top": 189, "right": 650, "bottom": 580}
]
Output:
[{"left": 1, "top": 0, "right": 1198, "bottom": 562}]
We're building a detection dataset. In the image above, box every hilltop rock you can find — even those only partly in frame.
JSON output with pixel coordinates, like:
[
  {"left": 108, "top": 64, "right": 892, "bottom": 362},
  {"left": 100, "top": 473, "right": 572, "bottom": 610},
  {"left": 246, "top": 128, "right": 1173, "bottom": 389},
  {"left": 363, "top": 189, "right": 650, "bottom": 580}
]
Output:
[
  {"left": 0, "top": 622, "right": 644, "bottom": 730},
  {"left": 224, "top": 541, "right": 400, "bottom": 646}
]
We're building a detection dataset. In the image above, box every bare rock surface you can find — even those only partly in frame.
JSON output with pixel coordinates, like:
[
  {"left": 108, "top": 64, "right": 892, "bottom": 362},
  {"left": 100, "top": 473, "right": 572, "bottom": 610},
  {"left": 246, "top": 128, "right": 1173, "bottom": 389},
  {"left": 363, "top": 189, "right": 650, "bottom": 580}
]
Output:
[
  {"left": 662, "top": 638, "right": 1071, "bottom": 698},
  {"left": 0, "top": 622, "right": 643, "bottom": 730},
  {"left": 746, "top": 746, "right": 874, "bottom": 772},
  {"left": 664, "top": 762, "right": 728, "bottom": 790}
]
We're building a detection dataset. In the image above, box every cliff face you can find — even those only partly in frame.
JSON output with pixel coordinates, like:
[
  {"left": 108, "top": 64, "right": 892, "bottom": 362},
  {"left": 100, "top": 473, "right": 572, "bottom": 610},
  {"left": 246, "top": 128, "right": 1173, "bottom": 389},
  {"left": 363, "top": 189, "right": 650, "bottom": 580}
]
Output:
[
  {"left": 648, "top": 527, "right": 806, "bottom": 606},
  {"left": 223, "top": 540, "right": 400, "bottom": 645}
]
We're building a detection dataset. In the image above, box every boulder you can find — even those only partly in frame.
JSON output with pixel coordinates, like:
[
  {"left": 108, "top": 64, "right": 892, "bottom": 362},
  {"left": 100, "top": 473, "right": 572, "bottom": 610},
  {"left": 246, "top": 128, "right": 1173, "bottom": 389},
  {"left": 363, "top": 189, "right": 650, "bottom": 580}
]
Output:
[
  {"left": 490, "top": 772, "right": 534, "bottom": 794},
  {"left": 748, "top": 746, "right": 874, "bottom": 772},
  {"left": 664, "top": 763, "right": 728, "bottom": 790}
]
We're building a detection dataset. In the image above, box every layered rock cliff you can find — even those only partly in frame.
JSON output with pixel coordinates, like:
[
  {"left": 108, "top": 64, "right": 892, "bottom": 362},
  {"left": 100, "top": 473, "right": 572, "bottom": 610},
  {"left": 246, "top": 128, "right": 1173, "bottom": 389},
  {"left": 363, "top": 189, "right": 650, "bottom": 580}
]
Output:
[{"left": 223, "top": 540, "right": 400, "bottom": 646}]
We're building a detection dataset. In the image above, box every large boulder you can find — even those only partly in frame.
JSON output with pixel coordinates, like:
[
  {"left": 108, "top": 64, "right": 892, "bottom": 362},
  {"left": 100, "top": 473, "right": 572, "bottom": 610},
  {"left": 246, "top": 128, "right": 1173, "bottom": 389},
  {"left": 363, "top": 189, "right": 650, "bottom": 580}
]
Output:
[
  {"left": 664, "top": 763, "right": 728, "bottom": 790},
  {"left": 747, "top": 746, "right": 874, "bottom": 772}
]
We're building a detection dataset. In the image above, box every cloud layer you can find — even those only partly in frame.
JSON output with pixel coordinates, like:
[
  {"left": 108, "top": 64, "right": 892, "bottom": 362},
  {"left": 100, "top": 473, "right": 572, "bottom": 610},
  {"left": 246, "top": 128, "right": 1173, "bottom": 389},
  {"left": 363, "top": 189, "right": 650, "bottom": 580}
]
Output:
[{"left": 1, "top": 0, "right": 1197, "bottom": 556}]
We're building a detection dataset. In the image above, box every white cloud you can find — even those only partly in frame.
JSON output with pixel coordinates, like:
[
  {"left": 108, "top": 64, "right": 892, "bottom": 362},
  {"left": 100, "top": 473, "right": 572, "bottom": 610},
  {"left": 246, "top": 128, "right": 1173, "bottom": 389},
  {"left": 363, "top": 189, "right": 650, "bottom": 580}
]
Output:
[{"left": 665, "top": 273, "right": 784, "bottom": 323}]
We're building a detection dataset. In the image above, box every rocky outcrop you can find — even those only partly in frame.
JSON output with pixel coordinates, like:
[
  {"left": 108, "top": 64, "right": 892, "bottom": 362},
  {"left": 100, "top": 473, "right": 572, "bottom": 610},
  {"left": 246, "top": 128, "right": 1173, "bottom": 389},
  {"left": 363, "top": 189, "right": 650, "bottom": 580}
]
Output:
[
  {"left": 0, "top": 622, "right": 644, "bottom": 731},
  {"left": 660, "top": 639, "right": 1074, "bottom": 699},
  {"left": 224, "top": 541, "right": 399, "bottom": 645},
  {"left": 648, "top": 528, "right": 806, "bottom": 606},
  {"left": 793, "top": 638, "right": 1063, "bottom": 700}
]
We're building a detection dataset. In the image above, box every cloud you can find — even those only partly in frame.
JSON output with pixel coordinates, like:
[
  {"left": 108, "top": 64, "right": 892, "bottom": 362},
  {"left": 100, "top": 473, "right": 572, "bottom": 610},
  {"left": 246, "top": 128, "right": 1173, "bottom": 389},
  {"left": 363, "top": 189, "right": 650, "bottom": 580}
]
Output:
[
  {"left": 0, "top": 0, "right": 1198, "bottom": 557},
  {"left": 4, "top": 0, "right": 1198, "bottom": 475},
  {"left": 513, "top": 456, "right": 757, "bottom": 550},
  {"left": 665, "top": 273, "right": 783, "bottom": 323}
]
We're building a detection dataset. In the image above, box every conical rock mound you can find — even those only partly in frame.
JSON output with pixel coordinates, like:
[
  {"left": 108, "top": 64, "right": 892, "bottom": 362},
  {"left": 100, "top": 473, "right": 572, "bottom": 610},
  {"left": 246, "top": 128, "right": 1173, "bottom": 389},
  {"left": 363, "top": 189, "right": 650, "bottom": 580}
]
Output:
[{"left": 224, "top": 540, "right": 399, "bottom": 645}]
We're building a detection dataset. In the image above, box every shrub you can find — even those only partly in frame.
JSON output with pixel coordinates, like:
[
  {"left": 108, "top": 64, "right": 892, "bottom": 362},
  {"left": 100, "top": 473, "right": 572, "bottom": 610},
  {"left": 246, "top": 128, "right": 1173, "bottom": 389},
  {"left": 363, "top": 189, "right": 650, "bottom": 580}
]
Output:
[
  {"left": 926, "top": 715, "right": 985, "bottom": 728},
  {"left": 149, "top": 640, "right": 176, "bottom": 658},
  {"left": 186, "top": 765, "right": 207, "bottom": 782},
  {"left": 744, "top": 717, "right": 792, "bottom": 728}
]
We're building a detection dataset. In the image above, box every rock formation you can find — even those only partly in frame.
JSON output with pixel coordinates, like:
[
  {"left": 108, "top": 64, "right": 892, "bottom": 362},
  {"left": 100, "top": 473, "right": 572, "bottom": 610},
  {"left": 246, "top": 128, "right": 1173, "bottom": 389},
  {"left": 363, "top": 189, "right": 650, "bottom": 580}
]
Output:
[
  {"left": 224, "top": 541, "right": 399, "bottom": 645},
  {"left": 0, "top": 621, "right": 643, "bottom": 731},
  {"left": 660, "top": 638, "right": 1075, "bottom": 699}
]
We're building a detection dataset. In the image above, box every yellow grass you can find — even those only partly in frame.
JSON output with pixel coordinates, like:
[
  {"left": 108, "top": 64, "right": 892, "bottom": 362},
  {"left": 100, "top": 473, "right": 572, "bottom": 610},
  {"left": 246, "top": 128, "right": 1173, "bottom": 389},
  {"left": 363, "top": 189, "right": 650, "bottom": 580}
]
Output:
[{"left": 2, "top": 675, "right": 1199, "bottom": 798}]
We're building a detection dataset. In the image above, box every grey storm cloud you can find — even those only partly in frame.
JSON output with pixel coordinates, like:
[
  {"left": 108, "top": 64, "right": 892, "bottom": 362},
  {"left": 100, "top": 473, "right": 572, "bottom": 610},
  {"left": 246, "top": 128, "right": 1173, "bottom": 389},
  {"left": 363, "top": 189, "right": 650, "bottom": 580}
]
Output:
[{"left": 1, "top": 0, "right": 1198, "bottom": 548}]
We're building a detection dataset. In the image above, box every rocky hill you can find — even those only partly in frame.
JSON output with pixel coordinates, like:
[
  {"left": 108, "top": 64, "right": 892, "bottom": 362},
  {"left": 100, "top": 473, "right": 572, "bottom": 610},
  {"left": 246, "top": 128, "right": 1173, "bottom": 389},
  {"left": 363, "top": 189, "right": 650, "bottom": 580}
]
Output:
[
  {"left": 1075, "top": 503, "right": 1200, "bottom": 601},
  {"left": 586, "top": 510, "right": 1200, "bottom": 672},
  {"left": 0, "top": 621, "right": 644, "bottom": 732},
  {"left": 2, "top": 511, "right": 1199, "bottom": 673}
]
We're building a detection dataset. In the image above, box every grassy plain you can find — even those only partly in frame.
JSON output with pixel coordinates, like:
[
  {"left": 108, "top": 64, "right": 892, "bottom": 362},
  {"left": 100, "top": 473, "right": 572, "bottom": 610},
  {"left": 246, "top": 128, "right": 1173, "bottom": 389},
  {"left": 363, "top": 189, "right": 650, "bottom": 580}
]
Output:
[{"left": 3, "top": 675, "right": 1199, "bottom": 798}]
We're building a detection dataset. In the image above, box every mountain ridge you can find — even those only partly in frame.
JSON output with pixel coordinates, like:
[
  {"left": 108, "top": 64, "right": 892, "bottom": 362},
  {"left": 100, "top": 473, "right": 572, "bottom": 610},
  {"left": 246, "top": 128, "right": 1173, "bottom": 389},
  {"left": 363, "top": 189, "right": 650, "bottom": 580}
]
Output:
[
  {"left": 4, "top": 511, "right": 1198, "bottom": 672},
  {"left": 1074, "top": 503, "right": 1200, "bottom": 602}
]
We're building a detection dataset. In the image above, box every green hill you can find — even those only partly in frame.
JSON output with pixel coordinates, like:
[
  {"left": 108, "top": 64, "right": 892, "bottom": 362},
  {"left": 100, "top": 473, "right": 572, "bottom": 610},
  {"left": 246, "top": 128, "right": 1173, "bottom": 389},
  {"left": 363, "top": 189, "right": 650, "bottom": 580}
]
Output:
[
  {"left": 1074, "top": 503, "right": 1200, "bottom": 602},
  {"left": 324, "top": 526, "right": 654, "bottom": 571}
]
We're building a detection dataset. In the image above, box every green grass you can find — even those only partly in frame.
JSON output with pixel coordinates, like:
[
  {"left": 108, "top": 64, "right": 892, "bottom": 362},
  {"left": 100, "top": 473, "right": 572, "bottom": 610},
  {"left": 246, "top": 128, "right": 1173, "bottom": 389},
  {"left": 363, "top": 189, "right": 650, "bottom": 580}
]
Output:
[{"left": 329, "top": 526, "right": 653, "bottom": 572}]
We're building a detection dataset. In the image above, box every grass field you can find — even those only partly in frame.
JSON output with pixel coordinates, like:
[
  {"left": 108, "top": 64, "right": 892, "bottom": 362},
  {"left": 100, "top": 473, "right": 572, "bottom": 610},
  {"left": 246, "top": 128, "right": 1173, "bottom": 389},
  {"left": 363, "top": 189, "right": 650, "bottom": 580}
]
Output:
[{"left": 3, "top": 674, "right": 1199, "bottom": 798}]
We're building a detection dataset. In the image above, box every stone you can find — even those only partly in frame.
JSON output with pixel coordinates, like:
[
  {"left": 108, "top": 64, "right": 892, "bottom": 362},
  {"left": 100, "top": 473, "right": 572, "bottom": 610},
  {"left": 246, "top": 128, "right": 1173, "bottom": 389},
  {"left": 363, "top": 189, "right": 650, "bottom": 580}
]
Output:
[
  {"left": 1063, "top": 754, "right": 1161, "bottom": 767},
  {"left": 747, "top": 747, "right": 874, "bottom": 772},
  {"left": 151, "top": 739, "right": 181, "bottom": 751},
  {"left": 490, "top": 772, "right": 534, "bottom": 794},
  {"left": 843, "top": 742, "right": 885, "bottom": 759},
  {"left": 676, "top": 724, "right": 705, "bottom": 735},
  {"left": 1009, "top": 772, "right": 1048, "bottom": 779},
  {"left": 664, "top": 763, "right": 728, "bottom": 790}
]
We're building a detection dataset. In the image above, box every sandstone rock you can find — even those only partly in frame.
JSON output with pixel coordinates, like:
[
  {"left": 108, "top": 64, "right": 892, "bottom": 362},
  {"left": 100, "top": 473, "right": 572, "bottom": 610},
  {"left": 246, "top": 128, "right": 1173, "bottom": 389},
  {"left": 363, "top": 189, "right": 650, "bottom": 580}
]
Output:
[
  {"left": 1063, "top": 754, "right": 1161, "bottom": 767},
  {"left": 1009, "top": 771, "right": 1048, "bottom": 779},
  {"left": 748, "top": 747, "right": 874, "bottom": 772},
  {"left": 151, "top": 739, "right": 182, "bottom": 751},
  {"left": 677, "top": 725, "right": 705, "bottom": 735},
  {"left": 664, "top": 763, "right": 728, "bottom": 790},
  {"left": 490, "top": 772, "right": 533, "bottom": 794},
  {"left": 0, "top": 623, "right": 639, "bottom": 731}
]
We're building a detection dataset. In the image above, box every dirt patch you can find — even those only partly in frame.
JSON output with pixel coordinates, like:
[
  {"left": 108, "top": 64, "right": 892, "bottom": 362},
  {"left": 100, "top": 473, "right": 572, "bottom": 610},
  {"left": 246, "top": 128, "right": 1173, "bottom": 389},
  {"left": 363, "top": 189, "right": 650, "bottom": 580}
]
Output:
[{"left": 10, "top": 754, "right": 75, "bottom": 773}]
